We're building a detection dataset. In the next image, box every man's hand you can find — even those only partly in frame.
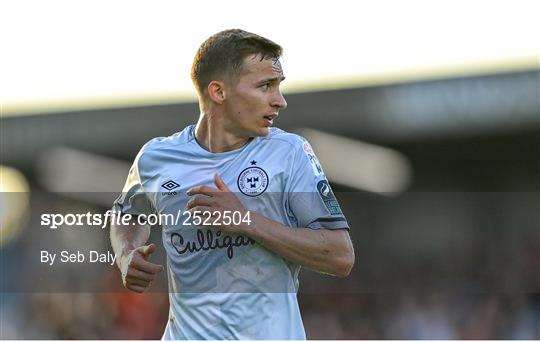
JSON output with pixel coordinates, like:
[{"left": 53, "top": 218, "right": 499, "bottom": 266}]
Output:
[
  {"left": 119, "top": 243, "right": 163, "bottom": 293},
  {"left": 186, "top": 174, "right": 249, "bottom": 234}
]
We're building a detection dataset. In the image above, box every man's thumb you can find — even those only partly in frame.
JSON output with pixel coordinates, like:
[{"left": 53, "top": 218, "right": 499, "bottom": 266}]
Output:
[{"left": 141, "top": 243, "right": 156, "bottom": 257}]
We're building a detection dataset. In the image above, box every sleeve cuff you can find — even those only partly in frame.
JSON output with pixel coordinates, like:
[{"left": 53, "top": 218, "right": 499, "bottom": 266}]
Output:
[{"left": 305, "top": 217, "right": 350, "bottom": 230}]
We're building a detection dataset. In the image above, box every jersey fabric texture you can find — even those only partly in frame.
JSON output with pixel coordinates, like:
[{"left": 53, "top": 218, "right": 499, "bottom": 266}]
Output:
[{"left": 113, "top": 125, "right": 349, "bottom": 340}]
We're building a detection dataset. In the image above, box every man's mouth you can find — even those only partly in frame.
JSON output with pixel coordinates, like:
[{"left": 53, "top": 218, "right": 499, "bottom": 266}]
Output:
[{"left": 263, "top": 114, "right": 278, "bottom": 126}]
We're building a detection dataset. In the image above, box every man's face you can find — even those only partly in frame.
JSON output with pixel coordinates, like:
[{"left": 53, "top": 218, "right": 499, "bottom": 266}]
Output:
[{"left": 223, "top": 54, "right": 287, "bottom": 137}]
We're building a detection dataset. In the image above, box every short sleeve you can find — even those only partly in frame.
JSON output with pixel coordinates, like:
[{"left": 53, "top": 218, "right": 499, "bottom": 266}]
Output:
[
  {"left": 112, "top": 148, "right": 155, "bottom": 216},
  {"left": 286, "top": 137, "right": 349, "bottom": 230}
]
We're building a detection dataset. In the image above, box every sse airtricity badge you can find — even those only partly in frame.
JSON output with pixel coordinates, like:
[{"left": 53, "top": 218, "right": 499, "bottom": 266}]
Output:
[
  {"left": 237, "top": 167, "right": 269, "bottom": 197},
  {"left": 317, "top": 180, "right": 343, "bottom": 215}
]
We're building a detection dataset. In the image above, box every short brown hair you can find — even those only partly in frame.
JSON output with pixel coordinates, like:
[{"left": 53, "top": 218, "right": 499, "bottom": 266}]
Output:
[{"left": 191, "top": 29, "right": 282, "bottom": 96}]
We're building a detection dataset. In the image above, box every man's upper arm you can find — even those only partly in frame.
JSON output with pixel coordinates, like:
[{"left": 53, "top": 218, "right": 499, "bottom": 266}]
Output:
[
  {"left": 113, "top": 143, "right": 155, "bottom": 217},
  {"left": 286, "top": 136, "right": 350, "bottom": 230}
]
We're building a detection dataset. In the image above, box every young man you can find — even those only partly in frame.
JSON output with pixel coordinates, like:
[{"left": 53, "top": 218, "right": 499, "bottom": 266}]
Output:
[{"left": 111, "top": 29, "right": 354, "bottom": 339}]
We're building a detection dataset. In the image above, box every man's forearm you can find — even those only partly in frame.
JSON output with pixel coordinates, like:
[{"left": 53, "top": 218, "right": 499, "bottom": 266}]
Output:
[
  {"left": 110, "top": 218, "right": 163, "bottom": 293},
  {"left": 244, "top": 213, "right": 354, "bottom": 277},
  {"left": 110, "top": 219, "right": 150, "bottom": 266}
]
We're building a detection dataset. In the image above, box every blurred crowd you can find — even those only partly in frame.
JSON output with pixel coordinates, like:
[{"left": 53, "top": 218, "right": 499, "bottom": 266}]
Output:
[
  {"left": 2, "top": 287, "right": 538, "bottom": 339},
  {"left": 300, "top": 292, "right": 539, "bottom": 339}
]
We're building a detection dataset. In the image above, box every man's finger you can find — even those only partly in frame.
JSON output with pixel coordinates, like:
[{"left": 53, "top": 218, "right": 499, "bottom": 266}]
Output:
[
  {"left": 186, "top": 195, "right": 213, "bottom": 210},
  {"left": 187, "top": 206, "right": 214, "bottom": 215},
  {"left": 214, "top": 174, "right": 229, "bottom": 192},
  {"left": 127, "top": 284, "right": 146, "bottom": 293},
  {"left": 132, "top": 258, "right": 164, "bottom": 274},
  {"left": 140, "top": 243, "right": 156, "bottom": 257},
  {"left": 126, "top": 277, "right": 151, "bottom": 287},
  {"left": 126, "top": 267, "right": 155, "bottom": 282}
]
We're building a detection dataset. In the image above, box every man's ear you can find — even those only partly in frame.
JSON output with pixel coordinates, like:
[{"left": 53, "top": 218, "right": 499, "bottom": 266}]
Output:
[{"left": 207, "top": 81, "right": 226, "bottom": 104}]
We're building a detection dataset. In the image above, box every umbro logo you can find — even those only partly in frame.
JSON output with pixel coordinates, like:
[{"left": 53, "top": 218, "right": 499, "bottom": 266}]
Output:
[{"left": 162, "top": 180, "right": 180, "bottom": 191}]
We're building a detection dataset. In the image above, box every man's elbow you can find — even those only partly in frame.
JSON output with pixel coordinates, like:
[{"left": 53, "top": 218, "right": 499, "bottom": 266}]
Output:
[{"left": 334, "top": 247, "right": 355, "bottom": 278}]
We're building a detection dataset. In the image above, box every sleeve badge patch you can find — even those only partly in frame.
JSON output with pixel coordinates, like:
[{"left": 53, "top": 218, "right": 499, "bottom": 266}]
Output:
[
  {"left": 302, "top": 141, "right": 323, "bottom": 176},
  {"left": 316, "top": 180, "right": 343, "bottom": 215}
]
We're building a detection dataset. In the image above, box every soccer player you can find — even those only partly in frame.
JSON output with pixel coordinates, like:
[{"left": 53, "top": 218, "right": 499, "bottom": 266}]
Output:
[{"left": 110, "top": 29, "right": 354, "bottom": 339}]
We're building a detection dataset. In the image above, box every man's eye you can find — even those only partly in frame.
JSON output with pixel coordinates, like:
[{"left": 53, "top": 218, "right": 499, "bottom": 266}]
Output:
[{"left": 261, "top": 83, "right": 271, "bottom": 90}]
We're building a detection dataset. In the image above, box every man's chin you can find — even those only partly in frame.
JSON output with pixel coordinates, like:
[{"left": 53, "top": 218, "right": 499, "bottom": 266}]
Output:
[
  {"left": 251, "top": 127, "right": 270, "bottom": 137},
  {"left": 244, "top": 126, "right": 271, "bottom": 138}
]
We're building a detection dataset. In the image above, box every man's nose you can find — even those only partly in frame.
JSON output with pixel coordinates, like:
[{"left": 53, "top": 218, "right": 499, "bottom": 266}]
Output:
[{"left": 272, "top": 91, "right": 287, "bottom": 110}]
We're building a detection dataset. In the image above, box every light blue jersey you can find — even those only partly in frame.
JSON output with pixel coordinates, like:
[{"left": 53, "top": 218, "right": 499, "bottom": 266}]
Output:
[{"left": 113, "top": 125, "right": 349, "bottom": 340}]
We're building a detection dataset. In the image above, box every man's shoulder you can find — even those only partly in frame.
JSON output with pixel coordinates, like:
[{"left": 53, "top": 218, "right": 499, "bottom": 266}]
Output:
[
  {"left": 134, "top": 126, "right": 194, "bottom": 168},
  {"left": 139, "top": 126, "right": 194, "bottom": 154}
]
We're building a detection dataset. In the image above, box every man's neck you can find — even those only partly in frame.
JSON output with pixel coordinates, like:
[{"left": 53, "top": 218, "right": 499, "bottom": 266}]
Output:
[{"left": 194, "top": 113, "right": 250, "bottom": 153}]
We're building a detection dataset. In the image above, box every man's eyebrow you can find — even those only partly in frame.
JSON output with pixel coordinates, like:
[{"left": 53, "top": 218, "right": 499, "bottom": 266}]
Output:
[{"left": 258, "top": 76, "right": 286, "bottom": 84}]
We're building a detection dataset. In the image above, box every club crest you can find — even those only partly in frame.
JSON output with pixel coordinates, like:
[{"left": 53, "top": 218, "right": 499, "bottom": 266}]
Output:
[{"left": 237, "top": 166, "right": 269, "bottom": 197}]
